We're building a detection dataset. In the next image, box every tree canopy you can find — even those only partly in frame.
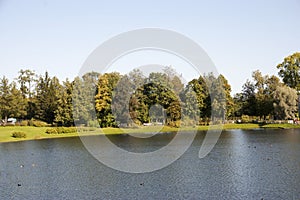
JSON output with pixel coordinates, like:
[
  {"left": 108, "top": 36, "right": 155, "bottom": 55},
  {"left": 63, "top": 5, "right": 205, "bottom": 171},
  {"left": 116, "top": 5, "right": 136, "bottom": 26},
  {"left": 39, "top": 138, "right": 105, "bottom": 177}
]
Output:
[
  {"left": 277, "top": 52, "right": 300, "bottom": 92},
  {"left": 1, "top": 52, "right": 300, "bottom": 126}
]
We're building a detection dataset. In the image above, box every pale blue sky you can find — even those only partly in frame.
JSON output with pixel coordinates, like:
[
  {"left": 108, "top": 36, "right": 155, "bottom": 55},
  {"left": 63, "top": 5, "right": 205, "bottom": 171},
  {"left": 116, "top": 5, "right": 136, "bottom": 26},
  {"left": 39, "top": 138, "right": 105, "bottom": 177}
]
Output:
[{"left": 0, "top": 0, "right": 299, "bottom": 94}]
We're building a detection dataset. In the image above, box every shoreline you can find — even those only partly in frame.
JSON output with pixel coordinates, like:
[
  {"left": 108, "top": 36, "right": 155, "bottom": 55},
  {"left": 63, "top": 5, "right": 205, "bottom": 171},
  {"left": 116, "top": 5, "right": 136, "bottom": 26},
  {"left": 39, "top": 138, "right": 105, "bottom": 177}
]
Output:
[{"left": 0, "top": 123, "right": 299, "bottom": 144}]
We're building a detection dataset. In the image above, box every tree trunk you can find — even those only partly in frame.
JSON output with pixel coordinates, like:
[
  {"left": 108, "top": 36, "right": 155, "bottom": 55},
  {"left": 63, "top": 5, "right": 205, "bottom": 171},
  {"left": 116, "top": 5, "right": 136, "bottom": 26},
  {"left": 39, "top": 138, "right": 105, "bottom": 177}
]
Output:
[{"left": 4, "top": 116, "right": 7, "bottom": 126}]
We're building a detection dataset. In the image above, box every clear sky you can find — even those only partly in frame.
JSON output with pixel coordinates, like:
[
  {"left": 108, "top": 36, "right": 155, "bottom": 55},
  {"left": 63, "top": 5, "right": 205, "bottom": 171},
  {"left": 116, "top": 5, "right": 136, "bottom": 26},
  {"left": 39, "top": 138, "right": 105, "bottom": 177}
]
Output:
[{"left": 0, "top": 0, "right": 299, "bottom": 94}]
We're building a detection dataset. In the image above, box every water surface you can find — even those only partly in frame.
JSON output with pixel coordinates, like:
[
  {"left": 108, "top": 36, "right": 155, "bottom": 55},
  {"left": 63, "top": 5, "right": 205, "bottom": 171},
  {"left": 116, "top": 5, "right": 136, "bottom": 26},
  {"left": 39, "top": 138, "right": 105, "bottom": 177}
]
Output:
[{"left": 0, "top": 129, "right": 299, "bottom": 199}]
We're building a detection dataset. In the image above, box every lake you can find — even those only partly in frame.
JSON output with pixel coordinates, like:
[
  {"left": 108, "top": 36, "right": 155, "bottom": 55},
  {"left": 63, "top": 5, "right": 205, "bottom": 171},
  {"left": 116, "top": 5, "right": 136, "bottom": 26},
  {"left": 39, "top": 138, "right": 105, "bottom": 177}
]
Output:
[{"left": 0, "top": 129, "right": 299, "bottom": 199}]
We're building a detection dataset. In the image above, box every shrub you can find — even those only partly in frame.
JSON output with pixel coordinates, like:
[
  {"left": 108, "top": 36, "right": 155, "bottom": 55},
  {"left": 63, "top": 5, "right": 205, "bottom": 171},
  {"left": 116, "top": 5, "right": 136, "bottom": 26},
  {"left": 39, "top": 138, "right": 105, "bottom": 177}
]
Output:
[
  {"left": 241, "top": 115, "right": 250, "bottom": 123},
  {"left": 20, "top": 120, "right": 29, "bottom": 126},
  {"left": 26, "top": 119, "right": 50, "bottom": 127},
  {"left": 88, "top": 120, "right": 99, "bottom": 128},
  {"left": 57, "top": 127, "right": 77, "bottom": 133},
  {"left": 46, "top": 127, "right": 79, "bottom": 134},
  {"left": 46, "top": 127, "right": 97, "bottom": 134},
  {"left": 32, "top": 120, "right": 49, "bottom": 127},
  {"left": 167, "top": 120, "right": 181, "bottom": 128},
  {"left": 45, "top": 128, "right": 58, "bottom": 134},
  {"left": 28, "top": 119, "right": 34, "bottom": 126},
  {"left": 12, "top": 131, "right": 27, "bottom": 138}
]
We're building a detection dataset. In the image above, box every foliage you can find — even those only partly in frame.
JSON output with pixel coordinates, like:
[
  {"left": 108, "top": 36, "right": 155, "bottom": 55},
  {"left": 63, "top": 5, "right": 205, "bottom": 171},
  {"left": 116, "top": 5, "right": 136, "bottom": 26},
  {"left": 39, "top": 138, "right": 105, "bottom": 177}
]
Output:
[
  {"left": 0, "top": 77, "right": 13, "bottom": 122},
  {"left": 34, "top": 72, "right": 63, "bottom": 124},
  {"left": 234, "top": 70, "right": 283, "bottom": 120},
  {"left": 95, "top": 72, "right": 121, "bottom": 127},
  {"left": 87, "top": 120, "right": 99, "bottom": 127},
  {"left": 111, "top": 74, "right": 134, "bottom": 126},
  {"left": 2, "top": 53, "right": 300, "bottom": 127},
  {"left": 12, "top": 131, "right": 27, "bottom": 138},
  {"left": 261, "top": 123, "right": 298, "bottom": 129},
  {"left": 54, "top": 79, "right": 74, "bottom": 126},
  {"left": 17, "top": 69, "right": 36, "bottom": 98},
  {"left": 20, "top": 120, "right": 29, "bottom": 126},
  {"left": 18, "top": 119, "right": 50, "bottom": 127},
  {"left": 45, "top": 127, "right": 97, "bottom": 134},
  {"left": 46, "top": 127, "right": 77, "bottom": 134},
  {"left": 31, "top": 120, "right": 50, "bottom": 127},
  {"left": 241, "top": 115, "right": 250, "bottom": 123},
  {"left": 273, "top": 85, "right": 298, "bottom": 119},
  {"left": 277, "top": 52, "right": 300, "bottom": 92},
  {"left": 182, "top": 77, "right": 207, "bottom": 122}
]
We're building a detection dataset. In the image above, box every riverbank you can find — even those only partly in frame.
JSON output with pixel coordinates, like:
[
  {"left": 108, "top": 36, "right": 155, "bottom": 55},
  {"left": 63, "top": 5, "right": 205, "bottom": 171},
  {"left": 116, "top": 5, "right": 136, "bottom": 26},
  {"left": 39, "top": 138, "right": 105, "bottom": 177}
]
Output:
[{"left": 1, "top": 123, "right": 300, "bottom": 143}]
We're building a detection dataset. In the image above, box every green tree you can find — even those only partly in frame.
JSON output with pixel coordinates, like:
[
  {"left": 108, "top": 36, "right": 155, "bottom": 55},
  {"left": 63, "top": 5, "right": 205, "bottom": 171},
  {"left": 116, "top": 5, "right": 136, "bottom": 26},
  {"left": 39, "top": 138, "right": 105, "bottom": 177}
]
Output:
[
  {"left": 273, "top": 85, "right": 298, "bottom": 119},
  {"left": 54, "top": 79, "right": 74, "bottom": 126},
  {"left": 163, "top": 66, "right": 184, "bottom": 95},
  {"left": 17, "top": 69, "right": 36, "bottom": 98},
  {"left": 0, "top": 77, "right": 12, "bottom": 123},
  {"left": 182, "top": 76, "right": 209, "bottom": 122},
  {"left": 252, "top": 71, "right": 273, "bottom": 119},
  {"left": 277, "top": 52, "right": 300, "bottom": 92},
  {"left": 73, "top": 77, "right": 89, "bottom": 125},
  {"left": 218, "top": 74, "right": 234, "bottom": 119},
  {"left": 72, "top": 72, "right": 101, "bottom": 125},
  {"left": 234, "top": 70, "right": 282, "bottom": 119},
  {"left": 204, "top": 73, "right": 230, "bottom": 122},
  {"left": 235, "top": 80, "right": 257, "bottom": 117},
  {"left": 180, "top": 85, "right": 199, "bottom": 122},
  {"left": 232, "top": 93, "right": 244, "bottom": 117},
  {"left": 10, "top": 82, "right": 27, "bottom": 119},
  {"left": 0, "top": 78, "right": 27, "bottom": 122},
  {"left": 35, "top": 72, "right": 62, "bottom": 124},
  {"left": 144, "top": 72, "right": 179, "bottom": 124},
  {"left": 126, "top": 71, "right": 181, "bottom": 126},
  {"left": 17, "top": 69, "right": 36, "bottom": 119},
  {"left": 127, "top": 69, "right": 146, "bottom": 125},
  {"left": 111, "top": 74, "right": 132, "bottom": 125},
  {"left": 253, "top": 70, "right": 282, "bottom": 119}
]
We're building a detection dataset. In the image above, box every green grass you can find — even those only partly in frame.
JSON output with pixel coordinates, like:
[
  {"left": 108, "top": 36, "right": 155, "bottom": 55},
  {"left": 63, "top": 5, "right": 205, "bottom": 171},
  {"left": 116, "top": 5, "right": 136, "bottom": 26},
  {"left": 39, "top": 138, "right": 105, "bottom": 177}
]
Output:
[
  {"left": 260, "top": 123, "right": 300, "bottom": 129},
  {"left": 0, "top": 126, "right": 98, "bottom": 143},
  {"left": 222, "top": 123, "right": 260, "bottom": 129},
  {"left": 1, "top": 123, "right": 300, "bottom": 143}
]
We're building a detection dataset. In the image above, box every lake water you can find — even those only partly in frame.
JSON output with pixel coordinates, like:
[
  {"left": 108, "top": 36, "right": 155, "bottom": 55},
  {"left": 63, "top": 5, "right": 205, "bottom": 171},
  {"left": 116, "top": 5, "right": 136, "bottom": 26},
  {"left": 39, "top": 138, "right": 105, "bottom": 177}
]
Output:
[{"left": 0, "top": 129, "right": 299, "bottom": 199}]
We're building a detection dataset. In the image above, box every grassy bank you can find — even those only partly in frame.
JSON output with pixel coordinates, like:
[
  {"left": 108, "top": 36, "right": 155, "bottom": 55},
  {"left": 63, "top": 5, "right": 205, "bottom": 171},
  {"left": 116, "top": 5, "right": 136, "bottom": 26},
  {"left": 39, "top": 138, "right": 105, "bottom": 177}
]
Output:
[
  {"left": 0, "top": 126, "right": 97, "bottom": 143},
  {"left": 260, "top": 123, "right": 300, "bottom": 129},
  {"left": 1, "top": 123, "right": 300, "bottom": 143}
]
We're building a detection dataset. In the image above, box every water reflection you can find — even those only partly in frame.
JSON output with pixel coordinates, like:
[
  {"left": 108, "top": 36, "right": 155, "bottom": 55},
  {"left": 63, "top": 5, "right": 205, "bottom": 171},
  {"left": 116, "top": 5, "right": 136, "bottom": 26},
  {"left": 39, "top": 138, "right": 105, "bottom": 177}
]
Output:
[{"left": 0, "top": 129, "right": 299, "bottom": 199}]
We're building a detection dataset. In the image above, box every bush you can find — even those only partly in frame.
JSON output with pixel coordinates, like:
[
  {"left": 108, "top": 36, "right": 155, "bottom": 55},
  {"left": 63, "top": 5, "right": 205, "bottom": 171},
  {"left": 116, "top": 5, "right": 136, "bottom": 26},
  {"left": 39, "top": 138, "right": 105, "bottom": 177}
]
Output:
[
  {"left": 46, "top": 127, "right": 97, "bottom": 134},
  {"left": 241, "top": 115, "right": 250, "bottom": 123},
  {"left": 32, "top": 120, "right": 50, "bottom": 127},
  {"left": 88, "top": 120, "right": 99, "bottom": 128},
  {"left": 20, "top": 120, "right": 29, "bottom": 126},
  {"left": 28, "top": 119, "right": 34, "bottom": 126},
  {"left": 45, "top": 128, "right": 58, "bottom": 134},
  {"left": 24, "top": 119, "right": 50, "bottom": 127},
  {"left": 167, "top": 120, "right": 181, "bottom": 128},
  {"left": 46, "top": 127, "right": 78, "bottom": 134},
  {"left": 58, "top": 127, "right": 77, "bottom": 133},
  {"left": 12, "top": 131, "right": 27, "bottom": 138}
]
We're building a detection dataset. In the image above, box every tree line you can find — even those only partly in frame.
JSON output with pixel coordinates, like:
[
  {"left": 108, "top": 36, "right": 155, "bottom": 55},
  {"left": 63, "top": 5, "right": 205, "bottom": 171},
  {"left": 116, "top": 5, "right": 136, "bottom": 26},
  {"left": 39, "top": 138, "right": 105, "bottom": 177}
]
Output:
[{"left": 0, "top": 52, "right": 299, "bottom": 127}]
